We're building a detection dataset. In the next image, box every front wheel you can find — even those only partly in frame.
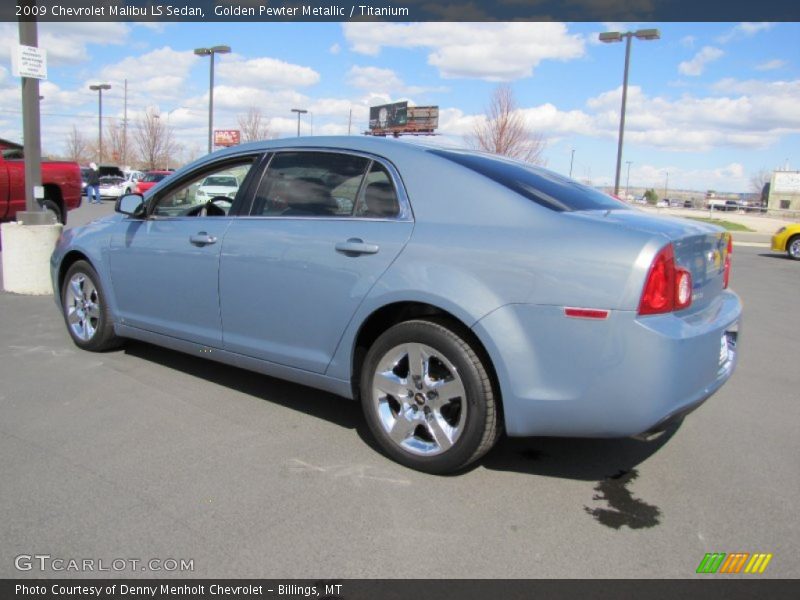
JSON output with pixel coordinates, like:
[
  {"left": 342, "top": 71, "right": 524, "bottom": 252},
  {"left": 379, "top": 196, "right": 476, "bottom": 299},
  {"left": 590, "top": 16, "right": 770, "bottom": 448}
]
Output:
[
  {"left": 61, "top": 260, "right": 121, "bottom": 351},
  {"left": 360, "top": 319, "right": 500, "bottom": 474},
  {"left": 788, "top": 235, "right": 800, "bottom": 260}
]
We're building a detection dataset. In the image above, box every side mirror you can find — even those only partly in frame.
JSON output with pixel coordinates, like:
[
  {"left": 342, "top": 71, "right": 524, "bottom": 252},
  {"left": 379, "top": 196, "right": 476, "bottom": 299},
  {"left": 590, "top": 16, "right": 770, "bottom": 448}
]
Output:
[{"left": 116, "top": 193, "right": 145, "bottom": 217}]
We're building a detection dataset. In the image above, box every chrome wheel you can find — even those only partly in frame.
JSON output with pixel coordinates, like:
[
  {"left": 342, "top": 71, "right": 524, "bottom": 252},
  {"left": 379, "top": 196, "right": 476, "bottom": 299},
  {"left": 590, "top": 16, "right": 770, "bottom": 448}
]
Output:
[
  {"left": 371, "top": 342, "right": 467, "bottom": 456},
  {"left": 789, "top": 237, "right": 800, "bottom": 260},
  {"left": 64, "top": 273, "right": 100, "bottom": 341}
]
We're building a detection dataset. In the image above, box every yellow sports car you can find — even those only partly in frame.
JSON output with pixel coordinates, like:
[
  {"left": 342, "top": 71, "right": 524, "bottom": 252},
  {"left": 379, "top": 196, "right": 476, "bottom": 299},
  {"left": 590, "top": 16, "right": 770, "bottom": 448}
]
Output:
[{"left": 772, "top": 223, "right": 800, "bottom": 260}]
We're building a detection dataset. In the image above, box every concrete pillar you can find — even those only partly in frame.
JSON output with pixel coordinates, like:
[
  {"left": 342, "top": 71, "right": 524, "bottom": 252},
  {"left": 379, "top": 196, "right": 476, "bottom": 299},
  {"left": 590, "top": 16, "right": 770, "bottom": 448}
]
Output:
[{"left": 1, "top": 222, "right": 62, "bottom": 295}]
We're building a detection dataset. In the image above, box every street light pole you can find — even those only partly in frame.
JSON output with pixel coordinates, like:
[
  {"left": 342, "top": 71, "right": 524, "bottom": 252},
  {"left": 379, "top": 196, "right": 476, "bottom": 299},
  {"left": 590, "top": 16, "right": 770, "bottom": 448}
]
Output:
[
  {"left": 89, "top": 83, "right": 111, "bottom": 163},
  {"left": 625, "top": 160, "right": 632, "bottom": 200},
  {"left": 291, "top": 108, "right": 308, "bottom": 137},
  {"left": 569, "top": 148, "right": 575, "bottom": 178},
  {"left": 194, "top": 45, "right": 231, "bottom": 154},
  {"left": 664, "top": 171, "right": 669, "bottom": 200},
  {"left": 599, "top": 28, "right": 660, "bottom": 197}
]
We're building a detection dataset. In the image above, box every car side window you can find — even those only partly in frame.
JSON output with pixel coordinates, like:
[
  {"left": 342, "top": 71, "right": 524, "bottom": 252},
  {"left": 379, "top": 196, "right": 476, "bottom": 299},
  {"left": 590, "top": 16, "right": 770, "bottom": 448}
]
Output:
[
  {"left": 353, "top": 162, "right": 400, "bottom": 219},
  {"left": 151, "top": 160, "right": 253, "bottom": 217},
  {"left": 252, "top": 152, "right": 370, "bottom": 217}
]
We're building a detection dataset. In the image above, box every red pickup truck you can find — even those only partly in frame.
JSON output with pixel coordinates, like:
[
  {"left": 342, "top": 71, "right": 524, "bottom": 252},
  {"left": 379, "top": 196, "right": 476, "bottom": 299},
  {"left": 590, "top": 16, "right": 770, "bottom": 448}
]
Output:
[{"left": 0, "top": 138, "right": 82, "bottom": 224}]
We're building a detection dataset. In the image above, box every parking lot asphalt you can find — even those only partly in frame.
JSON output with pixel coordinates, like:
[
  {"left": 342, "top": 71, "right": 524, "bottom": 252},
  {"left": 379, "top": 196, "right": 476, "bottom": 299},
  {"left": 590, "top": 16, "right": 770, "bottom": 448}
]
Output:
[{"left": 1, "top": 201, "right": 798, "bottom": 579}]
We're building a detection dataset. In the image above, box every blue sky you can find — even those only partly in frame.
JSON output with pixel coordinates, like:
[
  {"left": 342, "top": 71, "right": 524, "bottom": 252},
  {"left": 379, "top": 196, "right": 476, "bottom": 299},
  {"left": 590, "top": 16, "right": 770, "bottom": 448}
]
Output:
[{"left": 1, "top": 21, "right": 798, "bottom": 193}]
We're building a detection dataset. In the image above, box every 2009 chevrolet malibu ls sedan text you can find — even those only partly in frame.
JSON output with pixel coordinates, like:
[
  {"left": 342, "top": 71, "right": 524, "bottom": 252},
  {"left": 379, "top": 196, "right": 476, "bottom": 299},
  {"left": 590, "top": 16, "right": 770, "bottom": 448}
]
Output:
[{"left": 51, "top": 137, "right": 741, "bottom": 474}]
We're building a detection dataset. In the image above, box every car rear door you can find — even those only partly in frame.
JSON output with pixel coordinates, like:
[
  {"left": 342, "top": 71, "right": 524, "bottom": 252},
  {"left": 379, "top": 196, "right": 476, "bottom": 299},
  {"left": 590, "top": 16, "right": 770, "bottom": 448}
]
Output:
[{"left": 219, "top": 150, "right": 413, "bottom": 374}]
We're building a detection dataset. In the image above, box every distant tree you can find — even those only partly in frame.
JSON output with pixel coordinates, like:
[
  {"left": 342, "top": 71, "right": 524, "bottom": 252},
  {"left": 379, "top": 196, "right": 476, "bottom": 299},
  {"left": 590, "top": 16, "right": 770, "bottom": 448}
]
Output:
[
  {"left": 64, "top": 125, "right": 90, "bottom": 164},
  {"left": 106, "top": 119, "right": 136, "bottom": 167},
  {"left": 644, "top": 189, "right": 659, "bottom": 204},
  {"left": 237, "top": 107, "right": 271, "bottom": 143},
  {"left": 467, "top": 84, "right": 546, "bottom": 165},
  {"left": 134, "top": 108, "right": 179, "bottom": 171},
  {"left": 750, "top": 169, "right": 771, "bottom": 195},
  {"left": 750, "top": 169, "right": 772, "bottom": 206}
]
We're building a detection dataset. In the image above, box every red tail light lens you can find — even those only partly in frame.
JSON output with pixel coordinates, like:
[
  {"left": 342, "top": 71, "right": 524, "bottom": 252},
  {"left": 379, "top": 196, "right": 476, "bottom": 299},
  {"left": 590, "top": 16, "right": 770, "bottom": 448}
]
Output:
[
  {"left": 723, "top": 234, "right": 732, "bottom": 289},
  {"left": 639, "top": 243, "right": 693, "bottom": 315}
]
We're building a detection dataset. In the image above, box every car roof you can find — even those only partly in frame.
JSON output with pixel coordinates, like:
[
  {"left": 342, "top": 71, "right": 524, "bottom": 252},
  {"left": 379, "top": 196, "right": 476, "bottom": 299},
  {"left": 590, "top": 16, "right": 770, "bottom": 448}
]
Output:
[{"left": 191, "top": 136, "right": 433, "bottom": 165}]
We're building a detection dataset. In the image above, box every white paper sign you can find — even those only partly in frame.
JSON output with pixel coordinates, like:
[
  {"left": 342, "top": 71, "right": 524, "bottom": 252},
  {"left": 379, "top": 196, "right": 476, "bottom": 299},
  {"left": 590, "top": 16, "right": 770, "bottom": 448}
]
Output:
[{"left": 11, "top": 45, "right": 47, "bottom": 80}]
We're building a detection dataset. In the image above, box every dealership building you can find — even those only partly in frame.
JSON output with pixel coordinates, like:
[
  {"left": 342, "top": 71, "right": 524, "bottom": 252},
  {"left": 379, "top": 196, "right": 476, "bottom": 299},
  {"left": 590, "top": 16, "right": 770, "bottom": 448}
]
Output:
[{"left": 767, "top": 170, "right": 800, "bottom": 212}]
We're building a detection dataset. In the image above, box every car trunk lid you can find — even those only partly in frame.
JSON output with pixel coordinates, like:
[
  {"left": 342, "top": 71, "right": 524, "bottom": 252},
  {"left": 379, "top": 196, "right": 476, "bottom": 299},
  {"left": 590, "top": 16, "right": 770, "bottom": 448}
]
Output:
[{"left": 571, "top": 209, "right": 732, "bottom": 312}]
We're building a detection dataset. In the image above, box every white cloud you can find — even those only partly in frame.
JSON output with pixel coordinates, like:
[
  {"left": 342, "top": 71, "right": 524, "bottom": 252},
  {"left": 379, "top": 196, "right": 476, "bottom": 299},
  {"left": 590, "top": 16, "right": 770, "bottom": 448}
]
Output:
[
  {"left": 346, "top": 66, "right": 445, "bottom": 97},
  {"left": 217, "top": 54, "right": 320, "bottom": 89},
  {"left": 631, "top": 162, "right": 749, "bottom": 192},
  {"left": 678, "top": 46, "right": 724, "bottom": 76},
  {"left": 347, "top": 66, "right": 403, "bottom": 92},
  {"left": 0, "top": 22, "right": 130, "bottom": 66},
  {"left": 436, "top": 77, "right": 800, "bottom": 156},
  {"left": 329, "top": 43, "right": 341, "bottom": 55},
  {"left": 100, "top": 47, "right": 197, "bottom": 99},
  {"left": 756, "top": 59, "right": 786, "bottom": 71},
  {"left": 718, "top": 22, "right": 774, "bottom": 44},
  {"left": 200, "top": 85, "right": 310, "bottom": 115},
  {"left": 680, "top": 35, "right": 696, "bottom": 48},
  {"left": 586, "top": 80, "right": 800, "bottom": 151},
  {"left": 343, "top": 23, "right": 584, "bottom": 81}
]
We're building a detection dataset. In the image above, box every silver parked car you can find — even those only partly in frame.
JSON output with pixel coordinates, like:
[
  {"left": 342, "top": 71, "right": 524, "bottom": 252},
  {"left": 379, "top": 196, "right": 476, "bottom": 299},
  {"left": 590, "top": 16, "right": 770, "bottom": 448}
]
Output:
[{"left": 51, "top": 137, "right": 741, "bottom": 473}]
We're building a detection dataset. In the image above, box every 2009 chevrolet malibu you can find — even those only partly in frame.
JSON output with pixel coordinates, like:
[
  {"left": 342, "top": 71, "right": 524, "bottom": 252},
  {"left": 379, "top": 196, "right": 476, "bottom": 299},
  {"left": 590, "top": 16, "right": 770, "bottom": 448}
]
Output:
[{"left": 51, "top": 137, "right": 741, "bottom": 474}]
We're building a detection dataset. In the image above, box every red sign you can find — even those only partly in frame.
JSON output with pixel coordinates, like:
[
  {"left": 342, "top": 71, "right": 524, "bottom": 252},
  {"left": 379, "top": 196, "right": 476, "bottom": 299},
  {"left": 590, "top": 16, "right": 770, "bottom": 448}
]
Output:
[{"left": 214, "top": 129, "right": 241, "bottom": 147}]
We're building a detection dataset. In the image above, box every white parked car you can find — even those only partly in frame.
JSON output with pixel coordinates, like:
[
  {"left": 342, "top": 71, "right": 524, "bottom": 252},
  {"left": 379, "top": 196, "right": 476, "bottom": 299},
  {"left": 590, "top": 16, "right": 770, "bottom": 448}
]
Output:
[
  {"left": 195, "top": 175, "right": 239, "bottom": 203},
  {"left": 99, "top": 171, "right": 144, "bottom": 199}
]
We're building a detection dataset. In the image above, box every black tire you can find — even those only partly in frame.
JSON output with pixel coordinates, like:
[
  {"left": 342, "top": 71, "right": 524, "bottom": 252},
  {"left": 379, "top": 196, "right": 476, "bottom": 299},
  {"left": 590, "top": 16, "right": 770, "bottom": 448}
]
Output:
[
  {"left": 61, "top": 260, "right": 122, "bottom": 351},
  {"left": 360, "top": 319, "right": 500, "bottom": 474},
  {"left": 40, "top": 198, "right": 64, "bottom": 224},
  {"left": 787, "top": 235, "right": 800, "bottom": 260}
]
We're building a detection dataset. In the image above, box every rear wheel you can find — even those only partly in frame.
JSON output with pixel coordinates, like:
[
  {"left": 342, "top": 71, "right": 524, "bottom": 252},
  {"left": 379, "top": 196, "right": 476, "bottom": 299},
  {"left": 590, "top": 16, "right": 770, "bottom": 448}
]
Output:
[
  {"left": 61, "top": 260, "right": 121, "bottom": 351},
  {"left": 788, "top": 235, "right": 800, "bottom": 260},
  {"left": 39, "top": 198, "right": 64, "bottom": 224},
  {"left": 360, "top": 319, "right": 500, "bottom": 474}
]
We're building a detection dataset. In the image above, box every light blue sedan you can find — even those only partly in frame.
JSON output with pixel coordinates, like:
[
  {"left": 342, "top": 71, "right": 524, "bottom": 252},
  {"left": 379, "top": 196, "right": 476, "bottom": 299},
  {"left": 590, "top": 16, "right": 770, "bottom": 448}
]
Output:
[{"left": 51, "top": 137, "right": 741, "bottom": 473}]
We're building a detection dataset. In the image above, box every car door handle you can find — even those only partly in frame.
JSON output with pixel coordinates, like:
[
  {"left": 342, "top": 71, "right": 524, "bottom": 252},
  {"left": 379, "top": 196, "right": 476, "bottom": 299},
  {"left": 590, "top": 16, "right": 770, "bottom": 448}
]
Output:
[
  {"left": 335, "top": 238, "right": 379, "bottom": 256},
  {"left": 189, "top": 232, "right": 218, "bottom": 246}
]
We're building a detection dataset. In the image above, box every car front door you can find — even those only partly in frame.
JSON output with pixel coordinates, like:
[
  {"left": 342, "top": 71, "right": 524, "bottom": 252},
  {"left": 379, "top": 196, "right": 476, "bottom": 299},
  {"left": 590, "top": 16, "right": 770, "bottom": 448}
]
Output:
[
  {"left": 219, "top": 151, "right": 413, "bottom": 373},
  {"left": 107, "top": 156, "right": 260, "bottom": 347}
]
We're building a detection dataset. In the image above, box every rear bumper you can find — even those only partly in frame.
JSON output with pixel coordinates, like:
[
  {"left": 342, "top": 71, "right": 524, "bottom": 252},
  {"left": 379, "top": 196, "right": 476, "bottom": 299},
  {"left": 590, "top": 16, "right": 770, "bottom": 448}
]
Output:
[{"left": 472, "top": 290, "right": 741, "bottom": 438}]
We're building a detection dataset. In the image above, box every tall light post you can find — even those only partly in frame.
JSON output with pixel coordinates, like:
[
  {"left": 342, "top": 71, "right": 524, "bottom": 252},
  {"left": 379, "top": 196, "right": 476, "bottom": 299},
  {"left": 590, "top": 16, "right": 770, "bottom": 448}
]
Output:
[
  {"left": 89, "top": 83, "right": 111, "bottom": 163},
  {"left": 664, "top": 171, "right": 669, "bottom": 200},
  {"left": 194, "top": 45, "right": 231, "bottom": 154},
  {"left": 625, "top": 160, "right": 633, "bottom": 200},
  {"left": 569, "top": 148, "right": 575, "bottom": 178},
  {"left": 291, "top": 108, "right": 307, "bottom": 137},
  {"left": 598, "top": 28, "right": 660, "bottom": 197}
]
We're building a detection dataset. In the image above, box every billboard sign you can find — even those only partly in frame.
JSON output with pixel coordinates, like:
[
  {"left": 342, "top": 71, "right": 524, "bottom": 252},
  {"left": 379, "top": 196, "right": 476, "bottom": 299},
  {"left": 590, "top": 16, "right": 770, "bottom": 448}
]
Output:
[
  {"left": 408, "top": 106, "right": 439, "bottom": 130},
  {"left": 214, "top": 129, "right": 241, "bottom": 147},
  {"left": 369, "top": 102, "right": 408, "bottom": 131}
]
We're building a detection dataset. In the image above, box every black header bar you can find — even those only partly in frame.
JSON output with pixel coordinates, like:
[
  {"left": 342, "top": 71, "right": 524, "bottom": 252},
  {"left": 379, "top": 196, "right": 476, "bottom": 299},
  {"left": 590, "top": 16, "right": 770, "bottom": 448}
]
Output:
[{"left": 8, "top": 0, "right": 800, "bottom": 23}]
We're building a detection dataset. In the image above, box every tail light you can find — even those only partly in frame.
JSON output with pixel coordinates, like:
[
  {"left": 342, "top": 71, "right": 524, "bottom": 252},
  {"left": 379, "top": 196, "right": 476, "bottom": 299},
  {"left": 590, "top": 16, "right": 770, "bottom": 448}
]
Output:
[
  {"left": 639, "top": 243, "right": 693, "bottom": 315},
  {"left": 723, "top": 234, "right": 732, "bottom": 289}
]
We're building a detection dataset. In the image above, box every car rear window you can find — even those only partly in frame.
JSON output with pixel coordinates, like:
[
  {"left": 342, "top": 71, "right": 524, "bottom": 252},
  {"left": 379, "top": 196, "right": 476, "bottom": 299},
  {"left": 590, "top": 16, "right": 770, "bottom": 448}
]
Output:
[
  {"left": 429, "top": 149, "right": 628, "bottom": 212},
  {"left": 143, "top": 173, "right": 167, "bottom": 183}
]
